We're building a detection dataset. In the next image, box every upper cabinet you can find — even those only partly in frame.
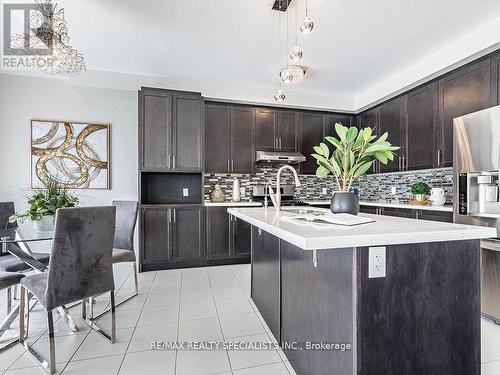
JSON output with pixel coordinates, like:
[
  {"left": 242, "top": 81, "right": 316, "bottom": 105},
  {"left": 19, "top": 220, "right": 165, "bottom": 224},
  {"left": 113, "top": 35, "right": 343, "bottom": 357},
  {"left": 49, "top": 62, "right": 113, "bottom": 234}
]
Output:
[
  {"left": 205, "top": 104, "right": 255, "bottom": 174},
  {"left": 139, "top": 88, "right": 203, "bottom": 172},
  {"left": 324, "top": 114, "right": 353, "bottom": 136},
  {"left": 299, "top": 113, "right": 324, "bottom": 175},
  {"left": 438, "top": 59, "right": 493, "bottom": 167},
  {"left": 406, "top": 83, "right": 439, "bottom": 170},
  {"left": 494, "top": 52, "right": 500, "bottom": 105},
  {"left": 379, "top": 97, "right": 406, "bottom": 173},
  {"left": 255, "top": 108, "right": 297, "bottom": 151}
]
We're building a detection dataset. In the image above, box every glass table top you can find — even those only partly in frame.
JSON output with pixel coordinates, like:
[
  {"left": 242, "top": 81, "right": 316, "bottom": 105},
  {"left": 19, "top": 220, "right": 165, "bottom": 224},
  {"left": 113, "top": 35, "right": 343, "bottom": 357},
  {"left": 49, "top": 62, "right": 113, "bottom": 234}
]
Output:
[{"left": 0, "top": 227, "right": 54, "bottom": 243}]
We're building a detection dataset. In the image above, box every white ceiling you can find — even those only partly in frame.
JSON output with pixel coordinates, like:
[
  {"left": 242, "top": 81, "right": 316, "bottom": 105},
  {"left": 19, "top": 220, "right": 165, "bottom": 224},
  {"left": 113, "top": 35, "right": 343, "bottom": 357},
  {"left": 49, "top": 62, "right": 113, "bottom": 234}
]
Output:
[{"left": 2, "top": 0, "right": 500, "bottom": 110}]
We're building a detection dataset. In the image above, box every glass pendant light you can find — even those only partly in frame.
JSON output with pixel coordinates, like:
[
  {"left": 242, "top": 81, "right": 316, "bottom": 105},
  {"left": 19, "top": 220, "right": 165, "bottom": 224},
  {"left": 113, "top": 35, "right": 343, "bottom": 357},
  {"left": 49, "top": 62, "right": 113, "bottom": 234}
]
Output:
[
  {"left": 289, "top": 3, "right": 303, "bottom": 61},
  {"left": 274, "top": 87, "right": 286, "bottom": 102},
  {"left": 300, "top": 0, "right": 314, "bottom": 33},
  {"left": 274, "top": 0, "right": 286, "bottom": 102}
]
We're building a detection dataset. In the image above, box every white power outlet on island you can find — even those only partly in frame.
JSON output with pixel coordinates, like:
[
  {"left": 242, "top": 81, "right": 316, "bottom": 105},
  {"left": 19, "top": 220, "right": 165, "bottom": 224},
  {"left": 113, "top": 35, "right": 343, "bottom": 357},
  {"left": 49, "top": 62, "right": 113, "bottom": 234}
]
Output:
[
  {"left": 368, "top": 247, "right": 386, "bottom": 278},
  {"left": 322, "top": 188, "right": 328, "bottom": 195},
  {"left": 391, "top": 186, "right": 397, "bottom": 195}
]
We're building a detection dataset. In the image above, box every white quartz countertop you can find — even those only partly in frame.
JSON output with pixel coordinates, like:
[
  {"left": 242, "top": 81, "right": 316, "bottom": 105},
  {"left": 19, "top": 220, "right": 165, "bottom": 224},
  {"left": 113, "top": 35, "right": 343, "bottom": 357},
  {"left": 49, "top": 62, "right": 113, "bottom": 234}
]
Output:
[
  {"left": 305, "top": 200, "right": 453, "bottom": 212},
  {"left": 227, "top": 207, "right": 495, "bottom": 250},
  {"left": 204, "top": 201, "right": 262, "bottom": 207}
]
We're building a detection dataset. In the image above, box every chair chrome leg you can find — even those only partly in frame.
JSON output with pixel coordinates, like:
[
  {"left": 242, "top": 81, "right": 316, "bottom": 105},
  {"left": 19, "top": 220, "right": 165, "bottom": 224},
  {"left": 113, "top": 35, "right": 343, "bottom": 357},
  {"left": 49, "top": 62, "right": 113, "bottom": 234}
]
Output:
[
  {"left": 91, "top": 261, "right": 138, "bottom": 321},
  {"left": 7, "top": 287, "right": 12, "bottom": 315},
  {"left": 56, "top": 305, "right": 79, "bottom": 332},
  {"left": 82, "top": 292, "right": 116, "bottom": 344},
  {"left": 19, "top": 287, "right": 55, "bottom": 374}
]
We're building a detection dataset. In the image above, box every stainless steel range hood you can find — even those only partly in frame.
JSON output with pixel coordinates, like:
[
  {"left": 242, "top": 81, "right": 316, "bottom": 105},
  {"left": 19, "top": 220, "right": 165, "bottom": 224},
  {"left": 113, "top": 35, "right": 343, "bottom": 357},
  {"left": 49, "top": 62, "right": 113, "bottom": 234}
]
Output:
[{"left": 255, "top": 150, "right": 306, "bottom": 164}]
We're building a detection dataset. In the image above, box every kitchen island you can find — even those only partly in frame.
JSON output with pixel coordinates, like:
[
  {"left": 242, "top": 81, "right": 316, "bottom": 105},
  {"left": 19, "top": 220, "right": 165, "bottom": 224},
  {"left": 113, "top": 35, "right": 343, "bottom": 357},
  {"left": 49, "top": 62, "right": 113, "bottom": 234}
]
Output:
[{"left": 227, "top": 207, "right": 496, "bottom": 375}]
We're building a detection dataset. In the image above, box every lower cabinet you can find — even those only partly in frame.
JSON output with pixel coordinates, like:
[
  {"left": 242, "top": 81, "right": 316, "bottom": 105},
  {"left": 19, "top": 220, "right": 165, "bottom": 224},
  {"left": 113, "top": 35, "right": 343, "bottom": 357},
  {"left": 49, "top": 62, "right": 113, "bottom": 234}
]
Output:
[
  {"left": 251, "top": 227, "right": 281, "bottom": 342},
  {"left": 205, "top": 207, "right": 251, "bottom": 265},
  {"left": 140, "top": 205, "right": 205, "bottom": 271},
  {"left": 360, "top": 205, "right": 453, "bottom": 222}
]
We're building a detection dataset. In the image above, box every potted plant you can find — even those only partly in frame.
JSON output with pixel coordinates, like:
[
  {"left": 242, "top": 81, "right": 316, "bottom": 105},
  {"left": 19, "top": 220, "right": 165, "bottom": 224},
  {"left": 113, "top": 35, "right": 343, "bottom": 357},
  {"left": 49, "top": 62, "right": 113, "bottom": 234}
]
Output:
[
  {"left": 312, "top": 123, "right": 399, "bottom": 215},
  {"left": 411, "top": 182, "right": 431, "bottom": 205},
  {"left": 9, "top": 182, "right": 79, "bottom": 231}
]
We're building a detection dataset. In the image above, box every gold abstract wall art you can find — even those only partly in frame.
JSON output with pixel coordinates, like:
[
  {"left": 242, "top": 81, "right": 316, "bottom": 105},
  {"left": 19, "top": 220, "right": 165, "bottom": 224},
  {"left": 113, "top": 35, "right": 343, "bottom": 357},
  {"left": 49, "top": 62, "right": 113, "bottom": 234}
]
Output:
[{"left": 31, "top": 120, "right": 110, "bottom": 189}]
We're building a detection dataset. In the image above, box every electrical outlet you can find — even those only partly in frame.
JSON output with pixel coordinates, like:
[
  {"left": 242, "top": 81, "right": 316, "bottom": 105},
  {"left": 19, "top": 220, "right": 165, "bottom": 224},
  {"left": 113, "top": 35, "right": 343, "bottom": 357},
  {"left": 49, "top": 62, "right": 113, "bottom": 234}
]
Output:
[
  {"left": 240, "top": 187, "right": 245, "bottom": 195},
  {"left": 368, "top": 247, "right": 386, "bottom": 278},
  {"left": 322, "top": 188, "right": 328, "bottom": 195},
  {"left": 182, "top": 188, "right": 189, "bottom": 197},
  {"left": 391, "top": 186, "right": 397, "bottom": 195}
]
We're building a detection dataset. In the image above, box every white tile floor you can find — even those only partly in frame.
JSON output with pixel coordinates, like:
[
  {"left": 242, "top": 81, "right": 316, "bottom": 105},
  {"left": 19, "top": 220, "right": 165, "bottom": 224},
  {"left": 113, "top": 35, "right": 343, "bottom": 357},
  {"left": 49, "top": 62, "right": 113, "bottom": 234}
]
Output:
[{"left": 0, "top": 263, "right": 500, "bottom": 375}]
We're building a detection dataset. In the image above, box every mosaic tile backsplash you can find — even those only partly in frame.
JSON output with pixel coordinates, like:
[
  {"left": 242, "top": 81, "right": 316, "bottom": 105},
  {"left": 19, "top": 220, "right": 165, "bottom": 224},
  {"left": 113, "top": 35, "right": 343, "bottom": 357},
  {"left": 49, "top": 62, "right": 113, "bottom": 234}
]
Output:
[{"left": 204, "top": 166, "right": 454, "bottom": 203}]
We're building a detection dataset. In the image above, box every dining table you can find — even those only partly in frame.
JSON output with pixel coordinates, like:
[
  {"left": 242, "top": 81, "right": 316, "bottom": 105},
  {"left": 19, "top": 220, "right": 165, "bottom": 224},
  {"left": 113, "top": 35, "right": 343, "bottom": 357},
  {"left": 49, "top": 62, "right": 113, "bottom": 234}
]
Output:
[{"left": 0, "top": 226, "right": 80, "bottom": 344}]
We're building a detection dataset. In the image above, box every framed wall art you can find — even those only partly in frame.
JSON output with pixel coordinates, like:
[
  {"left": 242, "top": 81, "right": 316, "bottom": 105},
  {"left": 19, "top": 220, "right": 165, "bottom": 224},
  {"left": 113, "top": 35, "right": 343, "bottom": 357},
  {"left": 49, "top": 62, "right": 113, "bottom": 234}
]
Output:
[{"left": 31, "top": 120, "right": 111, "bottom": 189}]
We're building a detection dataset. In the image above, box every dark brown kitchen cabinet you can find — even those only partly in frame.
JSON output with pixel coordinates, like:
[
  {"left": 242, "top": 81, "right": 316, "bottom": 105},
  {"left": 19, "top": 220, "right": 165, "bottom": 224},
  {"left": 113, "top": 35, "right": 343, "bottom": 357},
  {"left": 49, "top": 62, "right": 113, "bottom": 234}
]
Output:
[
  {"left": 141, "top": 207, "right": 172, "bottom": 263},
  {"left": 492, "top": 52, "right": 500, "bottom": 105},
  {"left": 172, "top": 205, "right": 205, "bottom": 263},
  {"left": 406, "top": 83, "right": 439, "bottom": 170},
  {"left": 359, "top": 206, "right": 379, "bottom": 214},
  {"left": 379, "top": 97, "right": 407, "bottom": 173},
  {"left": 255, "top": 108, "right": 297, "bottom": 151},
  {"left": 205, "top": 105, "right": 255, "bottom": 174},
  {"left": 230, "top": 107, "right": 255, "bottom": 173},
  {"left": 277, "top": 111, "right": 298, "bottom": 151},
  {"left": 299, "top": 113, "right": 325, "bottom": 175},
  {"left": 417, "top": 210, "right": 453, "bottom": 223},
  {"left": 206, "top": 207, "right": 251, "bottom": 264},
  {"left": 251, "top": 226, "right": 281, "bottom": 342},
  {"left": 139, "top": 90, "right": 172, "bottom": 170},
  {"left": 230, "top": 215, "right": 252, "bottom": 259},
  {"left": 324, "top": 114, "right": 353, "bottom": 136},
  {"left": 439, "top": 58, "right": 493, "bottom": 167},
  {"left": 255, "top": 108, "right": 277, "bottom": 151},
  {"left": 381, "top": 207, "right": 415, "bottom": 219},
  {"left": 139, "top": 88, "right": 203, "bottom": 172},
  {"left": 205, "top": 104, "right": 230, "bottom": 173},
  {"left": 357, "top": 108, "right": 380, "bottom": 174},
  {"left": 140, "top": 205, "right": 205, "bottom": 271}
]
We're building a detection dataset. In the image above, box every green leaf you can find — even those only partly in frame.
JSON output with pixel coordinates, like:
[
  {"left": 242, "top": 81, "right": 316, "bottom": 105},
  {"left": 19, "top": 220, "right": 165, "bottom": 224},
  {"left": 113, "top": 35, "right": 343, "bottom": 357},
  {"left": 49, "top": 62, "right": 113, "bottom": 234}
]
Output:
[
  {"left": 319, "top": 143, "right": 330, "bottom": 159},
  {"left": 325, "top": 136, "right": 342, "bottom": 150},
  {"left": 374, "top": 151, "right": 388, "bottom": 164},
  {"left": 345, "top": 127, "right": 358, "bottom": 143},
  {"left": 335, "top": 123, "right": 347, "bottom": 142},
  {"left": 353, "top": 161, "right": 373, "bottom": 178},
  {"left": 365, "top": 144, "right": 390, "bottom": 153},
  {"left": 315, "top": 165, "right": 329, "bottom": 178},
  {"left": 313, "top": 146, "right": 324, "bottom": 156},
  {"left": 362, "top": 127, "right": 372, "bottom": 142}
]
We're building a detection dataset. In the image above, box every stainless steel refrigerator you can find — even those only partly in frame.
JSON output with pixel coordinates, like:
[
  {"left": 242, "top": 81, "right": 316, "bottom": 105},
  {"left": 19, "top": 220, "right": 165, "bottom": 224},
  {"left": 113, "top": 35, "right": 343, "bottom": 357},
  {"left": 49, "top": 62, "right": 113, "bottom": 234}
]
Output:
[{"left": 453, "top": 104, "right": 500, "bottom": 323}]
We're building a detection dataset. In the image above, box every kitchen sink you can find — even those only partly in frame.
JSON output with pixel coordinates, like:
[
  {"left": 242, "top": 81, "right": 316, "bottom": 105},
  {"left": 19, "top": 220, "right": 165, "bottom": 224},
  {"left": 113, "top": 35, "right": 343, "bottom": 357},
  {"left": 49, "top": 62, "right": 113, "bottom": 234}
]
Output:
[{"left": 281, "top": 207, "right": 327, "bottom": 215}]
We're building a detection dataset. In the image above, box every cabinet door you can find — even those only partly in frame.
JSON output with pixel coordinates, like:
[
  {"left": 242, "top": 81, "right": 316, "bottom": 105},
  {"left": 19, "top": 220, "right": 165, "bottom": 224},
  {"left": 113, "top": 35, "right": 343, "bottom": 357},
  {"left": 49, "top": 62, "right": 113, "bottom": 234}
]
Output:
[
  {"left": 230, "top": 107, "right": 255, "bottom": 174},
  {"left": 357, "top": 108, "right": 380, "bottom": 174},
  {"left": 251, "top": 227, "right": 281, "bottom": 342},
  {"left": 205, "top": 104, "right": 230, "bottom": 173},
  {"left": 406, "top": 83, "right": 439, "bottom": 170},
  {"left": 206, "top": 207, "right": 230, "bottom": 261},
  {"left": 255, "top": 109, "right": 277, "bottom": 151},
  {"left": 360, "top": 206, "right": 379, "bottom": 214},
  {"left": 277, "top": 111, "right": 297, "bottom": 151},
  {"left": 494, "top": 53, "right": 500, "bottom": 105},
  {"left": 379, "top": 97, "right": 406, "bottom": 173},
  {"left": 300, "top": 113, "right": 324, "bottom": 175},
  {"left": 231, "top": 215, "right": 251, "bottom": 259},
  {"left": 141, "top": 207, "right": 171, "bottom": 263},
  {"left": 439, "top": 59, "right": 492, "bottom": 167},
  {"left": 417, "top": 210, "right": 453, "bottom": 223},
  {"left": 139, "top": 91, "right": 172, "bottom": 170},
  {"left": 382, "top": 207, "right": 416, "bottom": 219},
  {"left": 172, "top": 205, "right": 205, "bottom": 263},
  {"left": 172, "top": 93, "right": 203, "bottom": 172}
]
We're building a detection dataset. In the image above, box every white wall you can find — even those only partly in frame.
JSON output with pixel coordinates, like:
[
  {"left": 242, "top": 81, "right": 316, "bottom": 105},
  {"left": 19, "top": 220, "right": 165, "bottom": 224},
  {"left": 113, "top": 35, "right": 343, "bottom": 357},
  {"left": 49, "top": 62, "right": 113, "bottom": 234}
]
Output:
[{"left": 0, "top": 73, "right": 138, "bottom": 213}]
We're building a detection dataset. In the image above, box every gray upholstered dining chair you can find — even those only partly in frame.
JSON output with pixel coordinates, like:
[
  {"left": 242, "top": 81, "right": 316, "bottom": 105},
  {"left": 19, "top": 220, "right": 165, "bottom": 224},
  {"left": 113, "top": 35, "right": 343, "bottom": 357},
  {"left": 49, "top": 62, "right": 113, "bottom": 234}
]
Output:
[
  {"left": 18, "top": 206, "right": 117, "bottom": 374},
  {"left": 0, "top": 271, "right": 25, "bottom": 351},
  {"left": 91, "top": 200, "right": 139, "bottom": 320}
]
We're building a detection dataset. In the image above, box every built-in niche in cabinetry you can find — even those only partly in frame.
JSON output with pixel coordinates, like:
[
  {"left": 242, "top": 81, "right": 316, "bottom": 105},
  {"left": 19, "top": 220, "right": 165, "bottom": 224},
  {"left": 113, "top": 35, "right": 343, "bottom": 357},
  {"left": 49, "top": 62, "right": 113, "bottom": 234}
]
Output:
[{"left": 140, "top": 173, "right": 202, "bottom": 205}]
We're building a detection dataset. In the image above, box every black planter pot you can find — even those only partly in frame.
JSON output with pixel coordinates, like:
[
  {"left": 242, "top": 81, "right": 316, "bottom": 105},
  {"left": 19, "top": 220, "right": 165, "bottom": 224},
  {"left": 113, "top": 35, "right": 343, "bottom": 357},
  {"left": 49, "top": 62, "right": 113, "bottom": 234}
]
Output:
[{"left": 330, "top": 192, "right": 359, "bottom": 215}]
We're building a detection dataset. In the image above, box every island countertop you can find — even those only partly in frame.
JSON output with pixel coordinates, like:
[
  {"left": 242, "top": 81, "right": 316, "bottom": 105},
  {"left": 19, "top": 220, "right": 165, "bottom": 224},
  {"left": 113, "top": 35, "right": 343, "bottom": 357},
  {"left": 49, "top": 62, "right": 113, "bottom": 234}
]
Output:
[{"left": 227, "top": 207, "right": 496, "bottom": 250}]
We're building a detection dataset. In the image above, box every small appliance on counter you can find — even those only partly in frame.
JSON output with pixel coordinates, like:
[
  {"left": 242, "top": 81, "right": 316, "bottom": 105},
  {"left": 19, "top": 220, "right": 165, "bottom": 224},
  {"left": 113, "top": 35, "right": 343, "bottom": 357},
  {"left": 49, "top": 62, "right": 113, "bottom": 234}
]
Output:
[{"left": 453, "top": 104, "right": 500, "bottom": 323}]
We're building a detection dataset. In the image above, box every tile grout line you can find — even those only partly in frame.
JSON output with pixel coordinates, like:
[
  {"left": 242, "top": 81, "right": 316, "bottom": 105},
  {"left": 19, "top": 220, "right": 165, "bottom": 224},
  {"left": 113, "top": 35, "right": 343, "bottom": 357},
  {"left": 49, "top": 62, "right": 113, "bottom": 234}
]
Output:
[
  {"left": 207, "top": 268, "right": 234, "bottom": 374},
  {"left": 115, "top": 269, "right": 157, "bottom": 375}
]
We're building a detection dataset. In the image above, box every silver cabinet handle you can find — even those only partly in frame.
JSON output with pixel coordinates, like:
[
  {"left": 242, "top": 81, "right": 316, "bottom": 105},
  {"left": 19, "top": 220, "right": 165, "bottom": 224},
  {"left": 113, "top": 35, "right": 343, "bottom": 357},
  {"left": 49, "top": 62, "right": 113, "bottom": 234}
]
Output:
[
  {"left": 227, "top": 160, "right": 230, "bottom": 172},
  {"left": 279, "top": 138, "right": 282, "bottom": 149},
  {"left": 231, "top": 160, "right": 234, "bottom": 172},
  {"left": 437, "top": 150, "right": 441, "bottom": 166},
  {"left": 402, "top": 155, "right": 406, "bottom": 170},
  {"left": 398, "top": 156, "right": 401, "bottom": 170},
  {"left": 173, "top": 209, "right": 176, "bottom": 223},
  {"left": 168, "top": 209, "right": 171, "bottom": 223},
  {"left": 173, "top": 155, "right": 176, "bottom": 169}
]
